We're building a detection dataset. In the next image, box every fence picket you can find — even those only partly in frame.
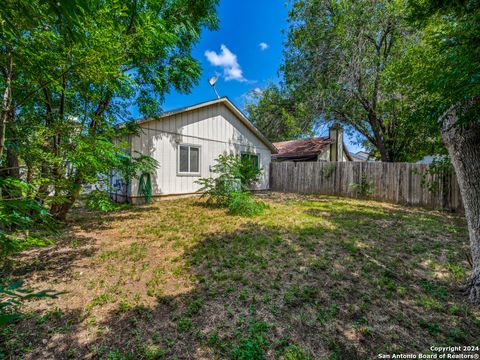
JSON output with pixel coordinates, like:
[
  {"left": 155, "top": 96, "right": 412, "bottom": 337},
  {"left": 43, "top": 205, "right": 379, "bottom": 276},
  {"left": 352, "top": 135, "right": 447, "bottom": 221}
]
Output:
[{"left": 269, "top": 161, "right": 463, "bottom": 211}]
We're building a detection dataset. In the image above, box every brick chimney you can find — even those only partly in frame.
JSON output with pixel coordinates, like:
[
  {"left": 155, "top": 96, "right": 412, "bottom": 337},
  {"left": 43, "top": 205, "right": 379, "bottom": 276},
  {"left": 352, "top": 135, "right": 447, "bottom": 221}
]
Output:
[{"left": 329, "top": 124, "right": 343, "bottom": 162}]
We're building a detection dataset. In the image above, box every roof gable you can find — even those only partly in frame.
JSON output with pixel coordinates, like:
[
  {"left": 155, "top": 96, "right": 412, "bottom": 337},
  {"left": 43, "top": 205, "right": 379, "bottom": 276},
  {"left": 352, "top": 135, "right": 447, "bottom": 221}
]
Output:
[{"left": 135, "top": 97, "right": 277, "bottom": 153}]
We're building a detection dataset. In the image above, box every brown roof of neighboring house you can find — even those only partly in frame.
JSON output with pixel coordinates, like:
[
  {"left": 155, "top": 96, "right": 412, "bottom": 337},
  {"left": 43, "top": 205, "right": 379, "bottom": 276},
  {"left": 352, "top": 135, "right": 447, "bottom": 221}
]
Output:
[
  {"left": 272, "top": 137, "right": 333, "bottom": 158},
  {"left": 272, "top": 137, "right": 353, "bottom": 161}
]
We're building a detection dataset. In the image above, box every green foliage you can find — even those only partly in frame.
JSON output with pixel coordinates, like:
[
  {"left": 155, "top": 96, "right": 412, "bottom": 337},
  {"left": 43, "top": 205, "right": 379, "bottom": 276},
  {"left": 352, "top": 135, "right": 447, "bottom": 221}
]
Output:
[
  {"left": 0, "top": 177, "right": 54, "bottom": 263},
  {"left": 116, "top": 151, "right": 158, "bottom": 204},
  {"left": 0, "top": 0, "right": 219, "bottom": 222},
  {"left": 117, "top": 151, "right": 159, "bottom": 186},
  {"left": 176, "top": 317, "right": 194, "bottom": 332},
  {"left": 319, "top": 164, "right": 336, "bottom": 179},
  {"left": 350, "top": 174, "right": 375, "bottom": 198},
  {"left": 420, "top": 280, "right": 448, "bottom": 300},
  {"left": 85, "top": 190, "right": 129, "bottom": 213},
  {"left": 0, "top": 177, "right": 52, "bottom": 230},
  {"left": 0, "top": 281, "right": 57, "bottom": 328},
  {"left": 245, "top": 84, "right": 313, "bottom": 142},
  {"left": 196, "top": 154, "right": 262, "bottom": 207},
  {"left": 249, "top": 0, "right": 443, "bottom": 162},
  {"left": 416, "top": 157, "right": 453, "bottom": 194},
  {"left": 195, "top": 176, "right": 240, "bottom": 207},
  {"left": 395, "top": 0, "right": 480, "bottom": 127},
  {"left": 284, "top": 286, "right": 318, "bottom": 306},
  {"left": 419, "top": 320, "right": 441, "bottom": 336},
  {"left": 186, "top": 298, "right": 204, "bottom": 317}
]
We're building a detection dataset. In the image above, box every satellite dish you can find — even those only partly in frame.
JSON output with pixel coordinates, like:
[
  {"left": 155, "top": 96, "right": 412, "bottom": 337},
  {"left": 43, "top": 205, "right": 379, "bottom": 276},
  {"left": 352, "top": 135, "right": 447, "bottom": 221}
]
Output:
[
  {"left": 208, "top": 76, "right": 220, "bottom": 98},
  {"left": 208, "top": 76, "right": 218, "bottom": 87}
]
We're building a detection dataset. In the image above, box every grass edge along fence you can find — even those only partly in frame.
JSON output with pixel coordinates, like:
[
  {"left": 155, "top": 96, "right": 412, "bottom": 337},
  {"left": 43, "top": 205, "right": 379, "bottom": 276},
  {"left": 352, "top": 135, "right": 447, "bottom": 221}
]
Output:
[{"left": 270, "top": 161, "right": 463, "bottom": 211}]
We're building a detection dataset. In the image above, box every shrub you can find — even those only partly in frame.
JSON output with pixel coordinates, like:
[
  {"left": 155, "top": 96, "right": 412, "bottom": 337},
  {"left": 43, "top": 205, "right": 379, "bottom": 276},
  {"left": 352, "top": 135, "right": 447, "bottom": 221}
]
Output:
[
  {"left": 85, "top": 190, "right": 129, "bottom": 212},
  {"left": 195, "top": 176, "right": 240, "bottom": 207},
  {"left": 0, "top": 177, "right": 54, "bottom": 265},
  {"left": 196, "top": 154, "right": 266, "bottom": 216}
]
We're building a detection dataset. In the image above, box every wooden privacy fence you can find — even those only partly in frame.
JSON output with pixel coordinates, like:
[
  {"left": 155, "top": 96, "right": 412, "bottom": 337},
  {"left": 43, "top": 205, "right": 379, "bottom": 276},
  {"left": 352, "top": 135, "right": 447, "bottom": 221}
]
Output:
[{"left": 270, "top": 161, "right": 463, "bottom": 211}]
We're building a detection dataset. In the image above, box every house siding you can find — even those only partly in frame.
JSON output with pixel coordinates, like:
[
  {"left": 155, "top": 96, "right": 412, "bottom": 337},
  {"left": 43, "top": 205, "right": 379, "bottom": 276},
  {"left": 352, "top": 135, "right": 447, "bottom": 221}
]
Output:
[
  {"left": 317, "top": 149, "right": 330, "bottom": 161},
  {"left": 124, "top": 102, "right": 271, "bottom": 199}
]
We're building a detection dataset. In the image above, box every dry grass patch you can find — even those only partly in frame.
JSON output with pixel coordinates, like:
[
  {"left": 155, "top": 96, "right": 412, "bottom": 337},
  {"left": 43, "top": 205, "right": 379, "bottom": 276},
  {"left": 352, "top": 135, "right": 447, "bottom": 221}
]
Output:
[{"left": 1, "top": 193, "right": 479, "bottom": 359}]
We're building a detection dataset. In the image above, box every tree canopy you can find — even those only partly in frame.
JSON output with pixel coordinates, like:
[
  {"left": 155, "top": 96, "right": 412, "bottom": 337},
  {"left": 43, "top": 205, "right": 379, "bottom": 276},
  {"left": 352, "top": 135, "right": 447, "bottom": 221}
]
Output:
[
  {"left": 0, "top": 0, "right": 219, "bottom": 225},
  {"left": 247, "top": 0, "right": 444, "bottom": 161},
  {"left": 395, "top": 0, "right": 480, "bottom": 124},
  {"left": 245, "top": 84, "right": 313, "bottom": 142}
]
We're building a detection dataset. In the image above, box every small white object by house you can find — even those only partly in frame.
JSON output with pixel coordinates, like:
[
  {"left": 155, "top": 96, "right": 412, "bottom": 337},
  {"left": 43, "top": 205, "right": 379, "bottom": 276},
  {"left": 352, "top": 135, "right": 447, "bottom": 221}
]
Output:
[{"left": 111, "top": 97, "right": 277, "bottom": 203}]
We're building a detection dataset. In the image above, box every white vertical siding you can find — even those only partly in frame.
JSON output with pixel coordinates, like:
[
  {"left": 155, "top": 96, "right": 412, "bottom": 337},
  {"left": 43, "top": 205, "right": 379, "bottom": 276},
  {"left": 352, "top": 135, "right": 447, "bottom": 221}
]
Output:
[{"left": 129, "top": 102, "right": 272, "bottom": 197}]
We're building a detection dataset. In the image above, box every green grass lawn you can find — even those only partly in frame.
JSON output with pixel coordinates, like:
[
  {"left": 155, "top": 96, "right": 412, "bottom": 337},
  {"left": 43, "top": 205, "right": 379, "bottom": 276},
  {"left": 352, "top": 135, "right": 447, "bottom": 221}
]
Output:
[{"left": 1, "top": 193, "right": 479, "bottom": 359}]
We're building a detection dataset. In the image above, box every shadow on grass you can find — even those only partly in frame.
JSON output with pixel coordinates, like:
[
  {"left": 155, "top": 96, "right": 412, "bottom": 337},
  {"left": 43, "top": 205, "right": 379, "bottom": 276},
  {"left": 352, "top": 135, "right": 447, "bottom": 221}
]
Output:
[
  {"left": 2, "top": 199, "right": 478, "bottom": 360},
  {"left": 68, "top": 204, "right": 163, "bottom": 233}
]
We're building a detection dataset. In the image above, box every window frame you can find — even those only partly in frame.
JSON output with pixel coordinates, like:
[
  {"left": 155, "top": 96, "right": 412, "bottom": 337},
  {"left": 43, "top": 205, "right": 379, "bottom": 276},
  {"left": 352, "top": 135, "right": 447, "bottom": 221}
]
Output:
[{"left": 177, "top": 144, "right": 201, "bottom": 176}]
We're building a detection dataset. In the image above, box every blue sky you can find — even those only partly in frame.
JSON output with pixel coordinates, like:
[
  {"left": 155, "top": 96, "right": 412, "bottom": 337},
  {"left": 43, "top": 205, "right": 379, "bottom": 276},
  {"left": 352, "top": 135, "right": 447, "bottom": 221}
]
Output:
[{"left": 159, "top": 0, "right": 363, "bottom": 153}]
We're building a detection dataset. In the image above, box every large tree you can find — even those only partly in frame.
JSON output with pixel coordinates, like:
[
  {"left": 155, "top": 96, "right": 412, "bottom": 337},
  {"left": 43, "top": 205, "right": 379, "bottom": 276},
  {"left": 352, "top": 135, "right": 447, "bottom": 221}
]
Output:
[
  {"left": 0, "top": 0, "right": 219, "bottom": 220},
  {"left": 396, "top": 0, "right": 480, "bottom": 304},
  {"left": 277, "top": 0, "right": 440, "bottom": 161},
  {"left": 245, "top": 84, "right": 313, "bottom": 142}
]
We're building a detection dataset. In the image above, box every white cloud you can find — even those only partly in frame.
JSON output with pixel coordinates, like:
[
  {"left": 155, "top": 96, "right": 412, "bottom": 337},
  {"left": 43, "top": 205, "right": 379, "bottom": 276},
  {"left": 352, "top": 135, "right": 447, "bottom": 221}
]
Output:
[
  {"left": 205, "top": 45, "right": 246, "bottom": 82},
  {"left": 239, "top": 87, "right": 264, "bottom": 106},
  {"left": 259, "top": 42, "right": 269, "bottom": 50},
  {"left": 252, "top": 87, "right": 263, "bottom": 95}
]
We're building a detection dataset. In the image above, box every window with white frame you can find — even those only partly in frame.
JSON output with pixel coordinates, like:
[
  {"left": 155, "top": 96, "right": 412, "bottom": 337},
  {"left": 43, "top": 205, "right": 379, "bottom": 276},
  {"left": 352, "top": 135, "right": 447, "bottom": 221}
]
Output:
[{"left": 178, "top": 145, "right": 200, "bottom": 174}]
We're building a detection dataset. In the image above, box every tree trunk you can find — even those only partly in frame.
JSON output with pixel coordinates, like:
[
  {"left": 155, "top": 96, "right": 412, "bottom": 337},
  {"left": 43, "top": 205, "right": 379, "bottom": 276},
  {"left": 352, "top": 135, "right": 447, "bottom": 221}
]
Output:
[
  {"left": 367, "top": 113, "right": 391, "bottom": 162},
  {"left": 6, "top": 147, "right": 19, "bottom": 178},
  {"left": 377, "top": 141, "right": 391, "bottom": 162},
  {"left": 50, "top": 175, "right": 83, "bottom": 221},
  {"left": 0, "top": 54, "right": 13, "bottom": 161},
  {"left": 5, "top": 108, "right": 19, "bottom": 178},
  {"left": 441, "top": 96, "right": 480, "bottom": 305}
]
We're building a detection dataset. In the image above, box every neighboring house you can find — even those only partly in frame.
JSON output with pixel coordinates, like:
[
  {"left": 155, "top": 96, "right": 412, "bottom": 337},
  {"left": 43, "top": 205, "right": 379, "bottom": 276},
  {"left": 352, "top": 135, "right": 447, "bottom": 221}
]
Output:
[
  {"left": 351, "top": 151, "right": 376, "bottom": 162},
  {"left": 416, "top": 155, "right": 447, "bottom": 164},
  {"left": 272, "top": 126, "right": 352, "bottom": 162},
  {"left": 111, "top": 97, "right": 277, "bottom": 203}
]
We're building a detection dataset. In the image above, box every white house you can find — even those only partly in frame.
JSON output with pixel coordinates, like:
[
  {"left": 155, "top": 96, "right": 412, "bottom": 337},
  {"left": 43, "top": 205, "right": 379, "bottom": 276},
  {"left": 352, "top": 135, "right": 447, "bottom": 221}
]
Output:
[
  {"left": 111, "top": 97, "right": 277, "bottom": 203},
  {"left": 351, "top": 151, "right": 376, "bottom": 162}
]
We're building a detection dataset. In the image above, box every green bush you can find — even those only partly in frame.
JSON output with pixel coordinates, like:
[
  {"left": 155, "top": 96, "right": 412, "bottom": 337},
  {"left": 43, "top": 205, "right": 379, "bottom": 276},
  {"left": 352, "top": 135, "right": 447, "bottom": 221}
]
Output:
[
  {"left": 85, "top": 190, "right": 129, "bottom": 212},
  {"left": 195, "top": 176, "right": 240, "bottom": 207},
  {"left": 196, "top": 154, "right": 265, "bottom": 216},
  {"left": 0, "top": 177, "right": 54, "bottom": 265},
  {"left": 228, "top": 192, "right": 267, "bottom": 217}
]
